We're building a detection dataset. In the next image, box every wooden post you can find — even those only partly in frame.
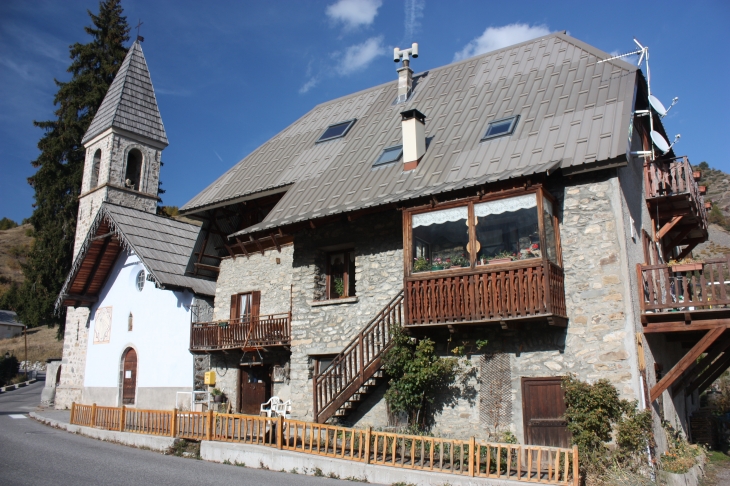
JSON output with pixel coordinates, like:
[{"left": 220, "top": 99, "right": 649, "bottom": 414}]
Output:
[
  {"left": 469, "top": 436, "right": 475, "bottom": 477},
  {"left": 91, "top": 403, "right": 97, "bottom": 427},
  {"left": 120, "top": 405, "right": 126, "bottom": 432},
  {"left": 364, "top": 426, "right": 372, "bottom": 464},
  {"left": 312, "top": 373, "right": 319, "bottom": 423},
  {"left": 277, "top": 415, "right": 283, "bottom": 449},
  {"left": 572, "top": 445, "right": 579, "bottom": 486},
  {"left": 171, "top": 408, "right": 177, "bottom": 438},
  {"left": 70, "top": 402, "right": 76, "bottom": 424},
  {"left": 206, "top": 410, "right": 214, "bottom": 441},
  {"left": 358, "top": 333, "right": 364, "bottom": 384}
]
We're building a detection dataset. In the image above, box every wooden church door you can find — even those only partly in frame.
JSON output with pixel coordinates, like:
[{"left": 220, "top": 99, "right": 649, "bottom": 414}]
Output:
[
  {"left": 239, "top": 366, "right": 270, "bottom": 414},
  {"left": 521, "top": 377, "right": 570, "bottom": 447},
  {"left": 122, "top": 348, "right": 137, "bottom": 404}
]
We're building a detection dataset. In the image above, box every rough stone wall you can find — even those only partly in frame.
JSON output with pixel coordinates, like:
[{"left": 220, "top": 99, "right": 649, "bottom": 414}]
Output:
[
  {"left": 192, "top": 296, "right": 214, "bottom": 323},
  {"left": 55, "top": 307, "right": 90, "bottom": 409},
  {"left": 106, "top": 133, "right": 162, "bottom": 200},
  {"left": 288, "top": 211, "right": 403, "bottom": 420}
]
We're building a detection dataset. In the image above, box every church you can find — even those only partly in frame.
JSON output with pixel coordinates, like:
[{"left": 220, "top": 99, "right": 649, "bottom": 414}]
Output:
[{"left": 54, "top": 41, "right": 215, "bottom": 411}]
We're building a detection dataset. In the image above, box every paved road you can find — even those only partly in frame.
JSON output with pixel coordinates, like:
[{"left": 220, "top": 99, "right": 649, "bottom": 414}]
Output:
[{"left": 0, "top": 382, "right": 358, "bottom": 486}]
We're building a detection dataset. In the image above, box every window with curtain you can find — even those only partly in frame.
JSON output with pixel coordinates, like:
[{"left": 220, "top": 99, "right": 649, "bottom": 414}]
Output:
[
  {"left": 412, "top": 206, "right": 470, "bottom": 272},
  {"left": 474, "top": 195, "right": 540, "bottom": 266}
]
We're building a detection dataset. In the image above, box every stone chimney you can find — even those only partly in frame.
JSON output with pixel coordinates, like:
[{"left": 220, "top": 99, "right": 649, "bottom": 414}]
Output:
[
  {"left": 401, "top": 109, "right": 426, "bottom": 171},
  {"left": 393, "top": 43, "right": 418, "bottom": 104}
]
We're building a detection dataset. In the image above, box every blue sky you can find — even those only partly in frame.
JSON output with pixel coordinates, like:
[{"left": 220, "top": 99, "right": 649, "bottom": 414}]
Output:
[{"left": 1, "top": 0, "right": 728, "bottom": 224}]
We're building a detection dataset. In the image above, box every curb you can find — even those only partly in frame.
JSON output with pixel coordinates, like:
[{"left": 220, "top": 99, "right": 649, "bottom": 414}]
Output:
[{"left": 0, "top": 379, "right": 37, "bottom": 393}]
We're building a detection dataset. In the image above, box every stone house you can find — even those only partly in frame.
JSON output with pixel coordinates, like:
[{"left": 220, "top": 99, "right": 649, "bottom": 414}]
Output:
[
  {"left": 179, "top": 31, "right": 722, "bottom": 449},
  {"left": 0, "top": 310, "right": 24, "bottom": 339}
]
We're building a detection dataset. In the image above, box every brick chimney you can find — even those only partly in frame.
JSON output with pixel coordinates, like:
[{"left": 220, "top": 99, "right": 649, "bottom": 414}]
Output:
[{"left": 401, "top": 109, "right": 426, "bottom": 171}]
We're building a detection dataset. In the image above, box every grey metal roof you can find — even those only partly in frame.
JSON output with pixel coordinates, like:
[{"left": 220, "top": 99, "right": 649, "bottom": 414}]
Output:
[
  {"left": 181, "top": 33, "right": 638, "bottom": 236},
  {"left": 60, "top": 203, "right": 215, "bottom": 300},
  {"left": 82, "top": 41, "right": 168, "bottom": 146},
  {"left": 0, "top": 310, "right": 23, "bottom": 327}
]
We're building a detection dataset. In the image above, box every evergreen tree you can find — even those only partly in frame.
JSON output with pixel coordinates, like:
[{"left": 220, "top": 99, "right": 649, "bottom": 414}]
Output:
[{"left": 13, "top": 0, "right": 129, "bottom": 335}]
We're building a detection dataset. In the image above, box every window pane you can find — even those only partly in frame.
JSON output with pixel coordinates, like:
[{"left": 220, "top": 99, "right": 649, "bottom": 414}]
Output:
[
  {"left": 374, "top": 145, "right": 403, "bottom": 166},
  {"left": 317, "top": 120, "right": 354, "bottom": 142},
  {"left": 486, "top": 119, "right": 513, "bottom": 137},
  {"left": 239, "top": 293, "right": 252, "bottom": 320},
  {"left": 474, "top": 195, "right": 540, "bottom": 265},
  {"left": 329, "top": 252, "right": 346, "bottom": 298},
  {"left": 543, "top": 197, "right": 558, "bottom": 264},
  {"left": 412, "top": 206, "right": 470, "bottom": 272}
]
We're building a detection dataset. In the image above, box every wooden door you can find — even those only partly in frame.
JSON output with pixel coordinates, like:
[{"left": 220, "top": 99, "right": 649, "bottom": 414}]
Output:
[
  {"left": 522, "top": 377, "right": 570, "bottom": 447},
  {"left": 239, "top": 366, "right": 270, "bottom": 414},
  {"left": 122, "top": 348, "right": 137, "bottom": 405}
]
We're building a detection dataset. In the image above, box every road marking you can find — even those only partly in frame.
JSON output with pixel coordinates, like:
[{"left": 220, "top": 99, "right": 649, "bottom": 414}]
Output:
[{"left": 9, "top": 414, "right": 27, "bottom": 419}]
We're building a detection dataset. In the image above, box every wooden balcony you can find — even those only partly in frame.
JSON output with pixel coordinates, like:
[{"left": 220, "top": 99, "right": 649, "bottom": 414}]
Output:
[
  {"left": 189, "top": 313, "right": 291, "bottom": 352},
  {"left": 404, "top": 260, "right": 567, "bottom": 328},
  {"left": 638, "top": 257, "right": 730, "bottom": 333},
  {"left": 644, "top": 156, "right": 708, "bottom": 253}
]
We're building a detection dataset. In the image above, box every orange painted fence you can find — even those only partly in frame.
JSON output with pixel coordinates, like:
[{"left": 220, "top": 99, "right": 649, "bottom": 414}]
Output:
[{"left": 70, "top": 403, "right": 578, "bottom": 485}]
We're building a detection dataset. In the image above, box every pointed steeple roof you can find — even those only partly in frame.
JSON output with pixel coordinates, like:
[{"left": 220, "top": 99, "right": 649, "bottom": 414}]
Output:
[{"left": 82, "top": 40, "right": 168, "bottom": 146}]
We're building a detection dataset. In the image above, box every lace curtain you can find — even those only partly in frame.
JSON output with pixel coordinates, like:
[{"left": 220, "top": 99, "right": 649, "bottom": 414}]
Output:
[
  {"left": 412, "top": 206, "right": 468, "bottom": 228},
  {"left": 474, "top": 194, "right": 536, "bottom": 218},
  {"left": 543, "top": 196, "right": 554, "bottom": 216}
]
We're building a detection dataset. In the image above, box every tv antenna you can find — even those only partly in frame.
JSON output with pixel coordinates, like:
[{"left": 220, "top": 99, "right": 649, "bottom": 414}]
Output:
[{"left": 601, "top": 39, "right": 680, "bottom": 160}]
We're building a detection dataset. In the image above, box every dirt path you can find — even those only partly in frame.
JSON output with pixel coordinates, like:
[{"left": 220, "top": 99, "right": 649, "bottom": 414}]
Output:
[{"left": 701, "top": 451, "right": 730, "bottom": 486}]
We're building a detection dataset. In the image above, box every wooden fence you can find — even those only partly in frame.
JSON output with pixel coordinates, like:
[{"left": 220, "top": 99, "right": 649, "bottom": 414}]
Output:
[{"left": 70, "top": 402, "right": 578, "bottom": 485}]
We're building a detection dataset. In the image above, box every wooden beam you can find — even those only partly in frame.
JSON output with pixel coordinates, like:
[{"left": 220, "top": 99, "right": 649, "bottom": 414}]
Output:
[
  {"left": 235, "top": 237, "right": 250, "bottom": 259},
  {"left": 642, "top": 321, "right": 730, "bottom": 334},
  {"left": 667, "top": 227, "right": 695, "bottom": 250},
  {"left": 270, "top": 233, "right": 281, "bottom": 253},
  {"left": 671, "top": 331, "right": 730, "bottom": 396},
  {"left": 687, "top": 351, "right": 730, "bottom": 396},
  {"left": 655, "top": 215, "right": 684, "bottom": 241},
  {"left": 62, "top": 293, "right": 98, "bottom": 303},
  {"left": 194, "top": 252, "right": 222, "bottom": 261},
  {"left": 80, "top": 236, "right": 112, "bottom": 296},
  {"left": 193, "top": 263, "right": 220, "bottom": 273},
  {"left": 650, "top": 327, "right": 725, "bottom": 402},
  {"left": 90, "top": 232, "right": 115, "bottom": 242}
]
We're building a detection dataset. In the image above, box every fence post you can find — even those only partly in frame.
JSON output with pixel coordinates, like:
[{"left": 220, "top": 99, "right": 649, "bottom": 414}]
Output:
[
  {"left": 91, "top": 403, "right": 97, "bottom": 427},
  {"left": 120, "top": 405, "right": 126, "bottom": 432},
  {"left": 277, "top": 415, "right": 283, "bottom": 449},
  {"left": 364, "top": 426, "right": 372, "bottom": 464},
  {"left": 206, "top": 410, "right": 214, "bottom": 441},
  {"left": 572, "top": 445, "right": 579, "bottom": 486},
  {"left": 469, "top": 436, "right": 475, "bottom": 477},
  {"left": 70, "top": 402, "right": 76, "bottom": 424},
  {"left": 171, "top": 408, "right": 177, "bottom": 438}
]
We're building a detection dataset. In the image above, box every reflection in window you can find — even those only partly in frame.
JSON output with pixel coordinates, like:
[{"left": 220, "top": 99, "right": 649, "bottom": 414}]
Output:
[
  {"left": 474, "top": 195, "right": 540, "bottom": 265},
  {"left": 543, "top": 197, "right": 558, "bottom": 264},
  {"left": 412, "top": 206, "right": 470, "bottom": 272}
]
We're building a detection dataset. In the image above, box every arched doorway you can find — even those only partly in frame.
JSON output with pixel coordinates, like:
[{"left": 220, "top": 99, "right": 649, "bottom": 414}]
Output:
[
  {"left": 124, "top": 149, "right": 143, "bottom": 191},
  {"left": 121, "top": 348, "right": 137, "bottom": 405}
]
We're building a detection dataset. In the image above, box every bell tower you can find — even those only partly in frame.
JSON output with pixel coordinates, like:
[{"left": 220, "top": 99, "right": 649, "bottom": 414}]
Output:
[{"left": 74, "top": 39, "right": 168, "bottom": 256}]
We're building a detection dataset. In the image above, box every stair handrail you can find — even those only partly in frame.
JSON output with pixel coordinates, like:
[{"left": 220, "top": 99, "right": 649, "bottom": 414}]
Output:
[{"left": 313, "top": 290, "right": 404, "bottom": 423}]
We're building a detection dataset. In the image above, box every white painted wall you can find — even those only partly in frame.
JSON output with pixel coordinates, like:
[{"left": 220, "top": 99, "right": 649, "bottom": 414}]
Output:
[{"left": 84, "top": 251, "right": 193, "bottom": 392}]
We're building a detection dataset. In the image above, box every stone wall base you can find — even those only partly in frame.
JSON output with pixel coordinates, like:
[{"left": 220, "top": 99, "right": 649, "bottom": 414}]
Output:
[
  {"left": 658, "top": 455, "right": 706, "bottom": 486},
  {"left": 54, "top": 386, "right": 82, "bottom": 410}
]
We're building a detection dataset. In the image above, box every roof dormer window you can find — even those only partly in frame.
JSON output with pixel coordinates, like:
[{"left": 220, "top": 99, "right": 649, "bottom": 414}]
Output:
[
  {"left": 481, "top": 115, "right": 520, "bottom": 141},
  {"left": 373, "top": 145, "right": 403, "bottom": 168},
  {"left": 316, "top": 119, "right": 356, "bottom": 143}
]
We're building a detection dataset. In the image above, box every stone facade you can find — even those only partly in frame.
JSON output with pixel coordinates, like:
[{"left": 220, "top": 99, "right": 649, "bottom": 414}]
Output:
[{"left": 54, "top": 307, "right": 90, "bottom": 409}]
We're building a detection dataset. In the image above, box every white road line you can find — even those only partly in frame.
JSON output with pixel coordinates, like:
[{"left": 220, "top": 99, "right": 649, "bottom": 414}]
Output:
[{"left": 8, "top": 414, "right": 27, "bottom": 419}]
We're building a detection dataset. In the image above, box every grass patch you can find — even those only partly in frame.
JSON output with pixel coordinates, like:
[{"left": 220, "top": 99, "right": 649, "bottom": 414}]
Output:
[
  {"left": 167, "top": 440, "right": 200, "bottom": 459},
  {"left": 707, "top": 450, "right": 730, "bottom": 463},
  {"left": 314, "top": 467, "right": 324, "bottom": 477},
  {"left": 327, "top": 472, "right": 340, "bottom": 479}
]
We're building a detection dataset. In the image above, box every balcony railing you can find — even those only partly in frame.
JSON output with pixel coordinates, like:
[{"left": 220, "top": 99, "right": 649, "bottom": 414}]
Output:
[
  {"left": 638, "top": 256, "right": 730, "bottom": 316},
  {"left": 405, "top": 260, "right": 567, "bottom": 327},
  {"left": 190, "top": 313, "right": 291, "bottom": 352},
  {"left": 645, "top": 156, "right": 708, "bottom": 229}
]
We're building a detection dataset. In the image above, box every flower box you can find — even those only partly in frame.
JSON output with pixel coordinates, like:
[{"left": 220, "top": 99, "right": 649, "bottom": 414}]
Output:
[
  {"left": 488, "top": 258, "right": 513, "bottom": 264},
  {"left": 672, "top": 263, "right": 703, "bottom": 272}
]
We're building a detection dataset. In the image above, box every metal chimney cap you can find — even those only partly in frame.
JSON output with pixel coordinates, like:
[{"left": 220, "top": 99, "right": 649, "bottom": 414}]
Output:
[{"left": 400, "top": 109, "right": 426, "bottom": 123}]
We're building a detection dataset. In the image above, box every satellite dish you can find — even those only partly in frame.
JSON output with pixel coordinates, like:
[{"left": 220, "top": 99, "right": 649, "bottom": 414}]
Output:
[
  {"left": 650, "top": 130, "right": 670, "bottom": 153},
  {"left": 649, "top": 95, "right": 667, "bottom": 117}
]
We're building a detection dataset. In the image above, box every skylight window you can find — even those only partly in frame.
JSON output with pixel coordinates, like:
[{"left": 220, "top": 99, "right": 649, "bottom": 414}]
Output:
[
  {"left": 373, "top": 145, "right": 403, "bottom": 167},
  {"left": 316, "top": 119, "right": 356, "bottom": 143},
  {"left": 481, "top": 115, "right": 520, "bottom": 141}
]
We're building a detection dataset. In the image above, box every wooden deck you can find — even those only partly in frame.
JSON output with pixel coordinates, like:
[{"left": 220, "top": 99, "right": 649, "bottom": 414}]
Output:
[
  {"left": 404, "top": 259, "right": 567, "bottom": 328},
  {"left": 189, "top": 313, "right": 291, "bottom": 352}
]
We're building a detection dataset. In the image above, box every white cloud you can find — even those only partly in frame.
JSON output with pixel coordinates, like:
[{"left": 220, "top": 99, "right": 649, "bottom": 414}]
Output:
[
  {"left": 335, "top": 36, "right": 385, "bottom": 75},
  {"left": 326, "top": 0, "right": 382, "bottom": 30},
  {"left": 299, "top": 76, "right": 320, "bottom": 94},
  {"left": 454, "top": 23, "right": 551, "bottom": 62},
  {"left": 404, "top": 0, "right": 425, "bottom": 41}
]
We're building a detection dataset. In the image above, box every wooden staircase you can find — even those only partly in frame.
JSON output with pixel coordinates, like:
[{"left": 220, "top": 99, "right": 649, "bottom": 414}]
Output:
[{"left": 313, "top": 291, "right": 403, "bottom": 424}]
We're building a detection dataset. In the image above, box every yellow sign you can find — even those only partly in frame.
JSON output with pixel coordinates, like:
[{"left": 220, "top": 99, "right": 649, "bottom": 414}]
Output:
[{"left": 204, "top": 371, "right": 216, "bottom": 385}]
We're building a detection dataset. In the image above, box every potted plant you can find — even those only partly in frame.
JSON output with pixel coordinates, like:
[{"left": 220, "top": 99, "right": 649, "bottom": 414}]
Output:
[
  {"left": 488, "top": 250, "right": 515, "bottom": 264},
  {"left": 333, "top": 277, "right": 345, "bottom": 298},
  {"left": 413, "top": 256, "right": 430, "bottom": 272},
  {"left": 431, "top": 257, "right": 444, "bottom": 271},
  {"left": 453, "top": 254, "right": 469, "bottom": 267},
  {"left": 211, "top": 388, "right": 224, "bottom": 403},
  {"left": 668, "top": 258, "right": 703, "bottom": 272}
]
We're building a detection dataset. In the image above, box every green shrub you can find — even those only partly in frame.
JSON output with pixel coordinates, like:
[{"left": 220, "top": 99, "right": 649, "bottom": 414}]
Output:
[
  {"left": 0, "top": 355, "right": 20, "bottom": 386},
  {"left": 0, "top": 217, "right": 18, "bottom": 231}
]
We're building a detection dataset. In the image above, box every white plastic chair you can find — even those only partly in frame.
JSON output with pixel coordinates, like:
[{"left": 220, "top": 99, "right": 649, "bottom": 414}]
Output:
[
  {"left": 259, "top": 396, "right": 282, "bottom": 417},
  {"left": 272, "top": 399, "right": 291, "bottom": 418}
]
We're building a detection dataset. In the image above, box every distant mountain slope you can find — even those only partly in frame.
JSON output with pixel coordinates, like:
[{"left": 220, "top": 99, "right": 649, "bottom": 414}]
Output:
[
  {"left": 695, "top": 163, "right": 730, "bottom": 259},
  {"left": 0, "top": 224, "right": 33, "bottom": 294}
]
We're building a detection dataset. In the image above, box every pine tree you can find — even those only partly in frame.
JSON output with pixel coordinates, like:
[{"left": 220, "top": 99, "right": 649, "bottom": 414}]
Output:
[{"left": 13, "top": 0, "right": 129, "bottom": 334}]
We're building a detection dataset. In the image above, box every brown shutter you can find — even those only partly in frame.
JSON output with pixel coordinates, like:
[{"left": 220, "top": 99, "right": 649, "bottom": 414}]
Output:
[
  {"left": 251, "top": 291, "right": 261, "bottom": 319},
  {"left": 230, "top": 294, "right": 239, "bottom": 321}
]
